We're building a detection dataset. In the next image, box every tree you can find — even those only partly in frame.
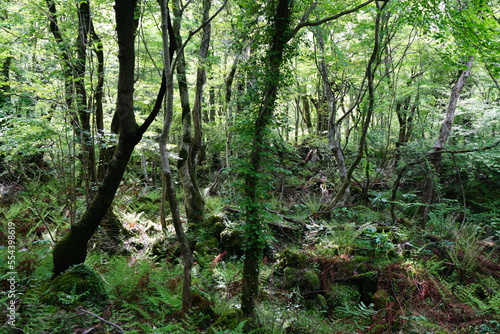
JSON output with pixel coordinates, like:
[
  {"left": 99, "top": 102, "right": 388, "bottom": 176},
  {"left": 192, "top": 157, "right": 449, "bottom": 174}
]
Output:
[
  {"left": 52, "top": 0, "right": 166, "bottom": 277},
  {"left": 414, "top": 59, "right": 473, "bottom": 225},
  {"left": 171, "top": 0, "right": 205, "bottom": 224},
  {"left": 239, "top": 0, "right": 381, "bottom": 317}
]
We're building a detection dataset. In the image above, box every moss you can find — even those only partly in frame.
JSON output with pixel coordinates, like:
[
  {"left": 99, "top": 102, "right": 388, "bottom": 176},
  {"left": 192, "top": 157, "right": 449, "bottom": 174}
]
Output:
[
  {"left": 305, "top": 293, "right": 327, "bottom": 311},
  {"left": 351, "top": 270, "right": 379, "bottom": 304},
  {"left": 209, "top": 309, "right": 244, "bottom": 333},
  {"left": 327, "top": 283, "right": 361, "bottom": 308},
  {"left": 278, "top": 249, "right": 307, "bottom": 270},
  {"left": 220, "top": 229, "right": 244, "bottom": 256},
  {"left": 52, "top": 231, "right": 88, "bottom": 277},
  {"left": 194, "top": 215, "right": 226, "bottom": 241},
  {"left": 195, "top": 237, "right": 219, "bottom": 256},
  {"left": 284, "top": 267, "right": 321, "bottom": 295},
  {"left": 40, "top": 264, "right": 107, "bottom": 307}
]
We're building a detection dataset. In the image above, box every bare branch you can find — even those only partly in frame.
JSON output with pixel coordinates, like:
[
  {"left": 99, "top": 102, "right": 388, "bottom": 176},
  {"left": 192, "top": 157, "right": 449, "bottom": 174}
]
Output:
[{"left": 77, "top": 307, "right": 124, "bottom": 334}]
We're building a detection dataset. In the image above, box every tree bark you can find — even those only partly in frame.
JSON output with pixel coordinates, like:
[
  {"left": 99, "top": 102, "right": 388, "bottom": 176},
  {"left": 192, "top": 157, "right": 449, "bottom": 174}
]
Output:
[
  {"left": 191, "top": 0, "right": 212, "bottom": 167},
  {"left": 52, "top": 0, "right": 166, "bottom": 277}
]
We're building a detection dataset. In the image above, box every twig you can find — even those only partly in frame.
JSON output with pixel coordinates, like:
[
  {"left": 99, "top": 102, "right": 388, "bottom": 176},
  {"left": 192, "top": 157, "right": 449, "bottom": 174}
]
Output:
[{"left": 76, "top": 307, "right": 124, "bottom": 334}]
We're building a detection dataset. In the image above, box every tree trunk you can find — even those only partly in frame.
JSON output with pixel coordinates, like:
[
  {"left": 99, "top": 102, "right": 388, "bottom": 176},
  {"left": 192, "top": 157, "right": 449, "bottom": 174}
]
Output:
[
  {"left": 172, "top": 0, "right": 205, "bottom": 224},
  {"left": 76, "top": 0, "right": 97, "bottom": 194},
  {"left": 158, "top": 0, "right": 192, "bottom": 316},
  {"left": 241, "top": 0, "right": 292, "bottom": 317},
  {"left": 414, "top": 59, "right": 473, "bottom": 225},
  {"left": 46, "top": 0, "right": 97, "bottom": 195},
  {"left": 301, "top": 94, "right": 313, "bottom": 134},
  {"left": 191, "top": 0, "right": 211, "bottom": 167},
  {"left": 52, "top": 0, "right": 166, "bottom": 277},
  {"left": 224, "top": 52, "right": 240, "bottom": 170}
]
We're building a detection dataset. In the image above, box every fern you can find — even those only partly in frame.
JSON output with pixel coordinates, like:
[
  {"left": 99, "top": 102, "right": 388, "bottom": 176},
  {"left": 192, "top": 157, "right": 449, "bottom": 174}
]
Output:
[
  {"left": 337, "top": 301, "right": 378, "bottom": 318},
  {"left": 454, "top": 278, "right": 500, "bottom": 314}
]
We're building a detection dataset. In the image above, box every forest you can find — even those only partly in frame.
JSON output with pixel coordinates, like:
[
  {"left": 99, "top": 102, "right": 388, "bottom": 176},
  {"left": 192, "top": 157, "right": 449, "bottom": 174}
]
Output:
[{"left": 0, "top": 0, "right": 499, "bottom": 332}]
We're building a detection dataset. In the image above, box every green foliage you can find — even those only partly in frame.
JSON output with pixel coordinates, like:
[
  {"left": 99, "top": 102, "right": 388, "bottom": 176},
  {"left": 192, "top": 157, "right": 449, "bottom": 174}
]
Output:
[
  {"left": 299, "top": 193, "right": 324, "bottom": 215},
  {"left": 336, "top": 301, "right": 377, "bottom": 319},
  {"left": 0, "top": 114, "right": 55, "bottom": 166},
  {"left": 446, "top": 223, "right": 490, "bottom": 276},
  {"left": 315, "top": 222, "right": 373, "bottom": 257},
  {"left": 453, "top": 277, "right": 500, "bottom": 315}
]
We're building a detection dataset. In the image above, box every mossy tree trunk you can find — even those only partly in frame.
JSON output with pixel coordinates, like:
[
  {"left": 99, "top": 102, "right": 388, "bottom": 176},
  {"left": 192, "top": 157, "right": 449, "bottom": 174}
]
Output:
[
  {"left": 240, "top": 0, "right": 293, "bottom": 318},
  {"left": 52, "top": 0, "right": 166, "bottom": 277},
  {"left": 240, "top": 0, "right": 380, "bottom": 317}
]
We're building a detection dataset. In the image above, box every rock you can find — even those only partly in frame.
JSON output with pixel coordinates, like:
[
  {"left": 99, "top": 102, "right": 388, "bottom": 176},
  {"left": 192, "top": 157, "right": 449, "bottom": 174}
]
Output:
[
  {"left": 278, "top": 249, "right": 307, "bottom": 271},
  {"left": 39, "top": 264, "right": 107, "bottom": 306},
  {"left": 220, "top": 229, "right": 244, "bottom": 256},
  {"left": 208, "top": 309, "right": 244, "bottom": 334},
  {"left": 283, "top": 267, "right": 321, "bottom": 297},
  {"left": 327, "top": 283, "right": 360, "bottom": 309}
]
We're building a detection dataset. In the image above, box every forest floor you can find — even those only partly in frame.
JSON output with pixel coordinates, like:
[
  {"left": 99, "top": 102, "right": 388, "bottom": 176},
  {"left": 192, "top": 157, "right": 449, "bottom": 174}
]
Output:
[{"left": 1, "top": 146, "right": 500, "bottom": 334}]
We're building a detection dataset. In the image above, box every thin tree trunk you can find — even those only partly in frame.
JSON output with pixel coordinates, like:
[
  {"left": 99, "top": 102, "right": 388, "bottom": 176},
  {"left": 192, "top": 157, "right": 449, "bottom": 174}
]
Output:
[
  {"left": 172, "top": 0, "right": 205, "bottom": 224},
  {"left": 224, "top": 52, "right": 240, "bottom": 170},
  {"left": 314, "top": 26, "right": 350, "bottom": 204},
  {"left": 301, "top": 94, "right": 313, "bottom": 133},
  {"left": 191, "top": 0, "right": 211, "bottom": 167},
  {"left": 46, "top": 0, "right": 97, "bottom": 195},
  {"left": 158, "top": 0, "right": 192, "bottom": 316},
  {"left": 76, "top": 0, "right": 97, "bottom": 194}
]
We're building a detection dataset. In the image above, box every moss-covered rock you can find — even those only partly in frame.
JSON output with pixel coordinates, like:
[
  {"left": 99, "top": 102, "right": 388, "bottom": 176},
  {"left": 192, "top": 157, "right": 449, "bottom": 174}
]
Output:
[
  {"left": 220, "top": 229, "right": 244, "bottom": 256},
  {"left": 40, "top": 264, "right": 107, "bottom": 307},
  {"left": 277, "top": 249, "right": 307, "bottom": 272},
  {"left": 201, "top": 215, "right": 227, "bottom": 240},
  {"left": 351, "top": 270, "right": 379, "bottom": 304},
  {"left": 208, "top": 309, "right": 244, "bottom": 334},
  {"left": 304, "top": 293, "right": 327, "bottom": 311},
  {"left": 284, "top": 267, "right": 321, "bottom": 295},
  {"left": 327, "top": 283, "right": 361, "bottom": 309},
  {"left": 195, "top": 237, "right": 219, "bottom": 256},
  {"left": 151, "top": 236, "right": 181, "bottom": 261}
]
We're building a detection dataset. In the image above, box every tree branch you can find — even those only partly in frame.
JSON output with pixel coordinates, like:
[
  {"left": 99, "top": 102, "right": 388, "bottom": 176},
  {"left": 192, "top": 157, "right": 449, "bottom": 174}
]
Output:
[
  {"left": 76, "top": 307, "right": 124, "bottom": 334},
  {"left": 137, "top": 71, "right": 167, "bottom": 136},
  {"left": 171, "top": 0, "right": 227, "bottom": 71},
  {"left": 289, "top": 0, "right": 377, "bottom": 40}
]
